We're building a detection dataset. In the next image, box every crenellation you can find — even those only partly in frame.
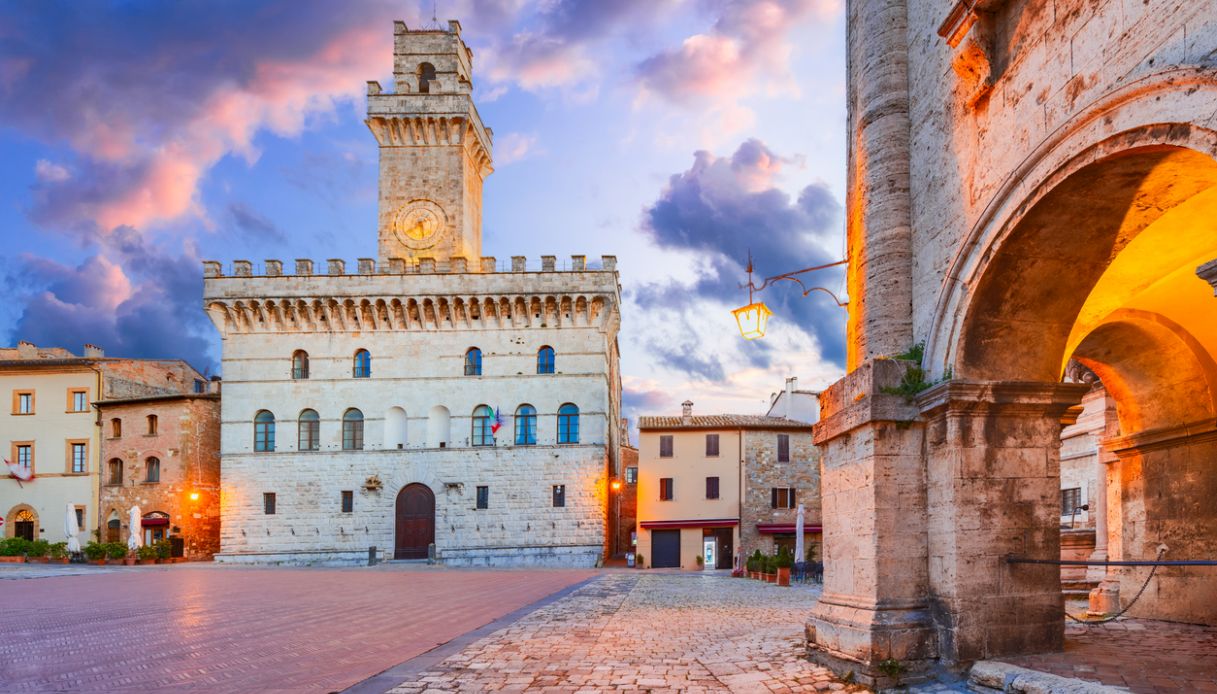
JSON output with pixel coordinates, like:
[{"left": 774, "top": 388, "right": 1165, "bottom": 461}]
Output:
[
  {"left": 296, "top": 259, "right": 313, "bottom": 276},
  {"left": 203, "top": 261, "right": 222, "bottom": 278},
  {"left": 265, "top": 260, "right": 282, "bottom": 277},
  {"left": 234, "top": 260, "right": 252, "bottom": 277},
  {"left": 571, "top": 255, "right": 585, "bottom": 271},
  {"left": 327, "top": 259, "right": 345, "bottom": 275},
  {"left": 357, "top": 258, "right": 375, "bottom": 275},
  {"left": 451, "top": 256, "right": 467, "bottom": 273},
  {"left": 542, "top": 255, "right": 556, "bottom": 272},
  {"left": 512, "top": 256, "right": 526, "bottom": 272}
]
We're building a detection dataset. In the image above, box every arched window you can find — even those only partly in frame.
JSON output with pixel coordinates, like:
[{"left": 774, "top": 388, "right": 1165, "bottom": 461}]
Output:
[
  {"left": 254, "top": 410, "right": 276, "bottom": 452},
  {"left": 145, "top": 457, "right": 160, "bottom": 483},
  {"left": 537, "top": 346, "right": 555, "bottom": 374},
  {"left": 353, "top": 349, "right": 371, "bottom": 378},
  {"left": 417, "top": 62, "right": 436, "bottom": 93},
  {"left": 385, "top": 407, "right": 407, "bottom": 449},
  {"left": 298, "top": 409, "right": 320, "bottom": 451},
  {"left": 292, "top": 350, "right": 309, "bottom": 379},
  {"left": 464, "top": 347, "right": 482, "bottom": 376},
  {"left": 146, "top": 414, "right": 158, "bottom": 435},
  {"left": 343, "top": 409, "right": 364, "bottom": 450},
  {"left": 107, "top": 459, "right": 123, "bottom": 485},
  {"left": 427, "top": 405, "right": 451, "bottom": 448},
  {"left": 515, "top": 404, "right": 537, "bottom": 445},
  {"left": 471, "top": 405, "right": 494, "bottom": 446},
  {"left": 557, "top": 403, "right": 580, "bottom": 444}
]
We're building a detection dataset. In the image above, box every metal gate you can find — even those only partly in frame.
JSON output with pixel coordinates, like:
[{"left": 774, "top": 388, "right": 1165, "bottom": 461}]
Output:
[{"left": 651, "top": 529, "right": 681, "bottom": 568}]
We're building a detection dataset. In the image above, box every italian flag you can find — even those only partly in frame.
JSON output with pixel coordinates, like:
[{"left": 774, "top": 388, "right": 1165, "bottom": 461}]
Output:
[{"left": 491, "top": 407, "right": 504, "bottom": 435}]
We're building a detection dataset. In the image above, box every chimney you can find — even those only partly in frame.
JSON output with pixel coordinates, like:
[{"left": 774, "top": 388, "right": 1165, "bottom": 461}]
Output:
[
  {"left": 785, "top": 377, "right": 797, "bottom": 419},
  {"left": 17, "top": 341, "right": 36, "bottom": 359},
  {"left": 681, "top": 400, "right": 693, "bottom": 423},
  {"left": 84, "top": 344, "right": 105, "bottom": 358}
]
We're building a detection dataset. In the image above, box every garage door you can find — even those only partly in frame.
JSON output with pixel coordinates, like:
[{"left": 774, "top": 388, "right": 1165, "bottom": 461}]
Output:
[{"left": 651, "top": 529, "right": 681, "bottom": 568}]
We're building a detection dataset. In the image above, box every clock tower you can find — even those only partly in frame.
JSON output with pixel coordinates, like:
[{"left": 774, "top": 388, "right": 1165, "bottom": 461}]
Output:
[{"left": 365, "top": 20, "right": 493, "bottom": 266}]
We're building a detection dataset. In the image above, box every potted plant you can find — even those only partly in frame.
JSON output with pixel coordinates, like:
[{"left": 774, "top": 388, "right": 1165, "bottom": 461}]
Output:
[
  {"left": 776, "top": 546, "right": 793, "bottom": 586},
  {"left": 123, "top": 549, "right": 137, "bottom": 566},
  {"left": 154, "top": 539, "right": 171, "bottom": 563},
  {"left": 106, "top": 542, "right": 127, "bottom": 563},
  {"left": 695, "top": 554, "right": 704, "bottom": 569},
  {"left": 635, "top": 553, "right": 645, "bottom": 569},
  {"left": 0, "top": 537, "right": 27, "bottom": 563},
  {"left": 27, "top": 539, "right": 50, "bottom": 563},
  {"left": 137, "top": 544, "right": 157, "bottom": 564},
  {"left": 765, "top": 555, "right": 777, "bottom": 583},
  {"left": 752, "top": 550, "right": 764, "bottom": 579},
  {"left": 48, "top": 542, "right": 69, "bottom": 564},
  {"left": 83, "top": 541, "right": 107, "bottom": 565}
]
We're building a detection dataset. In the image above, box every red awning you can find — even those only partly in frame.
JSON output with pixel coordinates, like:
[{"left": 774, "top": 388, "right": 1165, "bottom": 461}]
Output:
[
  {"left": 757, "top": 523, "right": 822, "bottom": 535},
  {"left": 141, "top": 516, "right": 170, "bottom": 527},
  {"left": 640, "top": 518, "right": 738, "bottom": 530}
]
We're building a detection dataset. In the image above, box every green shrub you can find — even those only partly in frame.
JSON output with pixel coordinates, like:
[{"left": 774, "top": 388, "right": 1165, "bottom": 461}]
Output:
[
  {"left": 105, "top": 542, "right": 128, "bottom": 560},
  {"left": 634, "top": 553, "right": 644, "bottom": 568},
  {"left": 746, "top": 556, "right": 756, "bottom": 572},
  {"left": 137, "top": 544, "right": 157, "bottom": 560},
  {"left": 1, "top": 537, "right": 31, "bottom": 556},
  {"left": 48, "top": 542, "right": 68, "bottom": 559},
  {"left": 28, "top": 539, "right": 51, "bottom": 557},
  {"left": 775, "top": 546, "right": 793, "bottom": 569},
  {"left": 764, "top": 555, "right": 776, "bottom": 573},
  {"left": 154, "top": 539, "right": 171, "bottom": 559},
  {"left": 83, "top": 541, "right": 106, "bottom": 560}
]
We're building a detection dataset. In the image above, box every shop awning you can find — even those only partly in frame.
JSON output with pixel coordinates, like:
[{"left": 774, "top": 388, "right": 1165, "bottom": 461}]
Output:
[
  {"left": 757, "top": 523, "right": 821, "bottom": 535},
  {"left": 141, "top": 516, "right": 170, "bottom": 527},
  {"left": 640, "top": 518, "right": 738, "bottom": 530}
]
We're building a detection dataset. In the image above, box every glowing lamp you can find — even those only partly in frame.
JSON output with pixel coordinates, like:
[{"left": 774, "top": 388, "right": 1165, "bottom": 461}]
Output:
[
  {"left": 732, "top": 301, "right": 772, "bottom": 340},
  {"left": 610, "top": 480, "right": 623, "bottom": 492},
  {"left": 189, "top": 492, "right": 200, "bottom": 501}
]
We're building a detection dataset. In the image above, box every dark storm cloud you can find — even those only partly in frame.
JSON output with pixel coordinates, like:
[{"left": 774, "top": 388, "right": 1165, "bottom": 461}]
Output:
[
  {"left": 636, "top": 138, "right": 846, "bottom": 367},
  {"left": 228, "top": 202, "right": 286, "bottom": 243}
]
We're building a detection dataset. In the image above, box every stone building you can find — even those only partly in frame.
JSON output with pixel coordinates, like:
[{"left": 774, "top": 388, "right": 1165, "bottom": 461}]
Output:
[
  {"left": 635, "top": 402, "right": 815, "bottom": 570},
  {"left": 202, "top": 20, "right": 622, "bottom": 567},
  {"left": 0, "top": 342, "right": 206, "bottom": 547},
  {"left": 613, "top": 421, "right": 638, "bottom": 559},
  {"left": 96, "top": 389, "right": 221, "bottom": 559},
  {"left": 813, "top": 0, "right": 1217, "bottom": 683}
]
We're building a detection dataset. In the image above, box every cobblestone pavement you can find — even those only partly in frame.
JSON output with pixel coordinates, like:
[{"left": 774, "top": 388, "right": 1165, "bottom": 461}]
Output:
[
  {"left": 384, "top": 572, "right": 867, "bottom": 693},
  {"left": 0, "top": 563, "right": 593, "bottom": 692},
  {"left": 1001, "top": 618, "right": 1217, "bottom": 693}
]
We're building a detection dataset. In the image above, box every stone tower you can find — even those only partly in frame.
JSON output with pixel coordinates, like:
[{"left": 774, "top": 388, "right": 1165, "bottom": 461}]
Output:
[{"left": 365, "top": 20, "right": 493, "bottom": 266}]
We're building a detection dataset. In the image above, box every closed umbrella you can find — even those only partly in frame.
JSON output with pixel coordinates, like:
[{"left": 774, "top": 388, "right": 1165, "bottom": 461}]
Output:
[
  {"left": 128, "top": 505, "right": 143, "bottom": 553},
  {"left": 795, "top": 503, "right": 805, "bottom": 565},
  {"left": 64, "top": 503, "right": 81, "bottom": 554}
]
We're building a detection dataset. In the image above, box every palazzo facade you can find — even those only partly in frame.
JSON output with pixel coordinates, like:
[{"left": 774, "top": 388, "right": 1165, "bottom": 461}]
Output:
[{"left": 203, "top": 20, "right": 622, "bottom": 566}]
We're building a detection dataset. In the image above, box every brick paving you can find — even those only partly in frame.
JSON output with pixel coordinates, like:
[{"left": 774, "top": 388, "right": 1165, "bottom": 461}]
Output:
[
  {"left": 0, "top": 563, "right": 593, "bottom": 692},
  {"left": 1001, "top": 618, "right": 1217, "bottom": 693},
  {"left": 384, "top": 571, "right": 867, "bottom": 693}
]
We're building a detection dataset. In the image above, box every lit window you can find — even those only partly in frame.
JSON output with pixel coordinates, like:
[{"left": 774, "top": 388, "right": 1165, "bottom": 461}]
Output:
[
  {"left": 472, "top": 405, "right": 494, "bottom": 447},
  {"left": 659, "top": 435, "right": 673, "bottom": 458},
  {"left": 537, "top": 346, "right": 555, "bottom": 374},
  {"left": 706, "top": 476, "right": 720, "bottom": 500},
  {"left": 147, "top": 415, "right": 158, "bottom": 435},
  {"left": 557, "top": 403, "right": 580, "bottom": 444},
  {"left": 71, "top": 443, "right": 87, "bottom": 474},
  {"left": 659, "top": 477, "right": 673, "bottom": 501},
  {"left": 476, "top": 485, "right": 489, "bottom": 509},
  {"left": 341, "top": 490, "right": 353, "bottom": 513},
  {"left": 263, "top": 493, "right": 276, "bottom": 515},
  {"left": 107, "top": 458, "right": 123, "bottom": 486},
  {"left": 771, "top": 487, "right": 796, "bottom": 509},
  {"left": 342, "top": 409, "right": 364, "bottom": 450},
  {"left": 625, "top": 466, "right": 637, "bottom": 484},
  {"left": 464, "top": 347, "right": 482, "bottom": 376},
  {"left": 145, "top": 457, "right": 160, "bottom": 483},
  {"left": 353, "top": 349, "right": 371, "bottom": 378},
  {"left": 552, "top": 485, "right": 565, "bottom": 508},
  {"left": 777, "top": 434, "right": 790, "bottom": 462},
  {"left": 515, "top": 404, "right": 537, "bottom": 445},
  {"left": 254, "top": 411, "right": 276, "bottom": 452},
  {"left": 292, "top": 350, "right": 309, "bottom": 379},
  {"left": 298, "top": 409, "right": 320, "bottom": 451},
  {"left": 706, "top": 434, "right": 719, "bottom": 457}
]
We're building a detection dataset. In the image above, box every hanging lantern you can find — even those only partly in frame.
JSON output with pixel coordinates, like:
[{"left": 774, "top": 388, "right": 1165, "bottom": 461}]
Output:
[{"left": 733, "top": 301, "right": 772, "bottom": 340}]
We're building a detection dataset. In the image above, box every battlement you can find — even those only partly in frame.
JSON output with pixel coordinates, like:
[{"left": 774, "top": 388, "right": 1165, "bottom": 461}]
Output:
[{"left": 202, "top": 255, "right": 617, "bottom": 279}]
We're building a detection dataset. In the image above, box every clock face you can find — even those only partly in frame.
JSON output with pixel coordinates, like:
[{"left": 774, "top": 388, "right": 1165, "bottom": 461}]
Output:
[{"left": 392, "top": 200, "right": 447, "bottom": 249}]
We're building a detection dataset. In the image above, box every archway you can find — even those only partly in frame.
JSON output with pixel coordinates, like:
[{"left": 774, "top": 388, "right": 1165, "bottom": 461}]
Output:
[
  {"left": 7, "top": 505, "right": 37, "bottom": 540},
  {"left": 394, "top": 484, "right": 435, "bottom": 560}
]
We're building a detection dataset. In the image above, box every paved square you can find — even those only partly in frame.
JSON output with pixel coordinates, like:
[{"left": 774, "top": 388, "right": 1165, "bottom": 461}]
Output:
[
  {"left": 382, "top": 572, "right": 862, "bottom": 693},
  {"left": 0, "top": 563, "right": 593, "bottom": 692}
]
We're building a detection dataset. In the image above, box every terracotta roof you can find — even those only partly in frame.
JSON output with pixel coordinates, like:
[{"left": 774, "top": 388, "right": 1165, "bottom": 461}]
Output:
[{"left": 637, "top": 414, "right": 813, "bottom": 431}]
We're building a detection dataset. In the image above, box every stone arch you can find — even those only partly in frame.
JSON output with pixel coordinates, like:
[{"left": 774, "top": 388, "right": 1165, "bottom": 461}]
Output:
[
  {"left": 5, "top": 503, "right": 37, "bottom": 539},
  {"left": 426, "top": 405, "right": 450, "bottom": 448},
  {"left": 385, "top": 407, "right": 408, "bottom": 449}
]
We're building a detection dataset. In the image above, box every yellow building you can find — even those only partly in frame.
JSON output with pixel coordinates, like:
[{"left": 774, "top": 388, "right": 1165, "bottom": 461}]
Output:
[{"left": 0, "top": 342, "right": 205, "bottom": 547}]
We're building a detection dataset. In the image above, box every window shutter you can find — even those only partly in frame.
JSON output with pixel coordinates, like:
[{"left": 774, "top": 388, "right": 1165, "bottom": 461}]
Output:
[
  {"left": 771, "top": 488, "right": 778, "bottom": 509},
  {"left": 791, "top": 488, "right": 797, "bottom": 507}
]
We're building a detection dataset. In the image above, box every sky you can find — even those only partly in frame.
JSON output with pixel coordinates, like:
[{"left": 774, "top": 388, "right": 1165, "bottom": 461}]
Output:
[{"left": 0, "top": 0, "right": 848, "bottom": 430}]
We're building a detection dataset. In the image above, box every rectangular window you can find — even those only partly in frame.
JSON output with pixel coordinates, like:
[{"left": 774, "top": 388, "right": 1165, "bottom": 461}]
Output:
[
  {"left": 71, "top": 443, "right": 87, "bottom": 474},
  {"left": 705, "top": 434, "right": 720, "bottom": 457},
  {"left": 705, "top": 476, "right": 720, "bottom": 500},
  {"left": 771, "top": 487, "right": 796, "bottom": 509},
  {"left": 659, "top": 477, "right": 673, "bottom": 501},
  {"left": 341, "top": 490, "right": 353, "bottom": 513},
  {"left": 107, "top": 459, "right": 122, "bottom": 485},
  {"left": 145, "top": 459, "right": 160, "bottom": 483},
  {"left": 147, "top": 415, "right": 158, "bottom": 435},
  {"left": 659, "top": 435, "right": 673, "bottom": 458},
  {"left": 194, "top": 379, "right": 206, "bottom": 394},
  {"left": 1061, "top": 487, "right": 1082, "bottom": 515},
  {"left": 552, "top": 484, "right": 565, "bottom": 508},
  {"left": 263, "top": 493, "right": 276, "bottom": 515},
  {"left": 15, "top": 444, "right": 33, "bottom": 472},
  {"left": 14, "top": 390, "right": 34, "bottom": 415},
  {"left": 625, "top": 466, "right": 637, "bottom": 484},
  {"left": 111, "top": 418, "right": 122, "bottom": 438},
  {"left": 69, "top": 389, "right": 88, "bottom": 412},
  {"left": 75, "top": 507, "right": 84, "bottom": 529},
  {"left": 777, "top": 434, "right": 790, "bottom": 462},
  {"left": 476, "top": 485, "right": 489, "bottom": 510}
]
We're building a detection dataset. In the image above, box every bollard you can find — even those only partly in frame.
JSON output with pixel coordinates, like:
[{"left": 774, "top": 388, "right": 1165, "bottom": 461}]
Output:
[
  {"left": 427, "top": 542, "right": 437, "bottom": 565},
  {"left": 368, "top": 546, "right": 378, "bottom": 566}
]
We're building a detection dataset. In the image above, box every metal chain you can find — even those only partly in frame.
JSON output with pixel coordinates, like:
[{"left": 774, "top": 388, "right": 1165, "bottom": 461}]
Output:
[{"left": 1065, "top": 548, "right": 1166, "bottom": 626}]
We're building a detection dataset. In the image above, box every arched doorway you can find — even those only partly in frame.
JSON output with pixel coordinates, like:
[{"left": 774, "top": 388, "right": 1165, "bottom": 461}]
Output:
[
  {"left": 11, "top": 507, "right": 36, "bottom": 541},
  {"left": 394, "top": 484, "right": 434, "bottom": 559}
]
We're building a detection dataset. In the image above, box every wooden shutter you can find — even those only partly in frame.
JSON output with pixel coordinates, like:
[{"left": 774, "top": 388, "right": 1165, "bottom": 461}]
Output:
[{"left": 771, "top": 488, "right": 778, "bottom": 508}]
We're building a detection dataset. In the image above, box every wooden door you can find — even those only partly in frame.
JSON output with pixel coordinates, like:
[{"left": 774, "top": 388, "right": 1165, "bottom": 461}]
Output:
[{"left": 395, "top": 483, "right": 435, "bottom": 559}]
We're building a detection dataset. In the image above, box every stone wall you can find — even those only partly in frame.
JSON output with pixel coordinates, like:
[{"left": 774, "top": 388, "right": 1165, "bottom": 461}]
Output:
[{"left": 740, "top": 428, "right": 818, "bottom": 559}]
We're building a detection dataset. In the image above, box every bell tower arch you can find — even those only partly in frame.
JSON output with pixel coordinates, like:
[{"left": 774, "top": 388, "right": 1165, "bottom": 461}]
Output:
[{"left": 365, "top": 20, "right": 494, "bottom": 267}]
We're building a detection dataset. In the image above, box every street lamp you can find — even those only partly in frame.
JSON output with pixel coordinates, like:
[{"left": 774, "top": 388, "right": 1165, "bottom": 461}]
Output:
[{"left": 733, "top": 255, "right": 848, "bottom": 340}]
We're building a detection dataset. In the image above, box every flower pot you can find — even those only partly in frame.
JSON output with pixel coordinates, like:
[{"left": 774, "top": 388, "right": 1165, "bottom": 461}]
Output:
[
  {"left": 777, "top": 567, "right": 791, "bottom": 586},
  {"left": 89, "top": 558, "right": 106, "bottom": 565},
  {"left": 137, "top": 558, "right": 155, "bottom": 565},
  {"left": 123, "top": 557, "right": 136, "bottom": 566},
  {"left": 51, "top": 557, "right": 69, "bottom": 564},
  {"left": 765, "top": 573, "right": 776, "bottom": 583},
  {"left": 0, "top": 556, "right": 22, "bottom": 563},
  {"left": 30, "top": 556, "right": 49, "bottom": 564}
]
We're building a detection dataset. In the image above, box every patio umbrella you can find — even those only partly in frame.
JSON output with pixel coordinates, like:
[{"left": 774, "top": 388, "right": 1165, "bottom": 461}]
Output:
[
  {"left": 795, "top": 504, "right": 805, "bottom": 564},
  {"left": 128, "top": 505, "right": 143, "bottom": 552},
  {"left": 64, "top": 503, "right": 81, "bottom": 554}
]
